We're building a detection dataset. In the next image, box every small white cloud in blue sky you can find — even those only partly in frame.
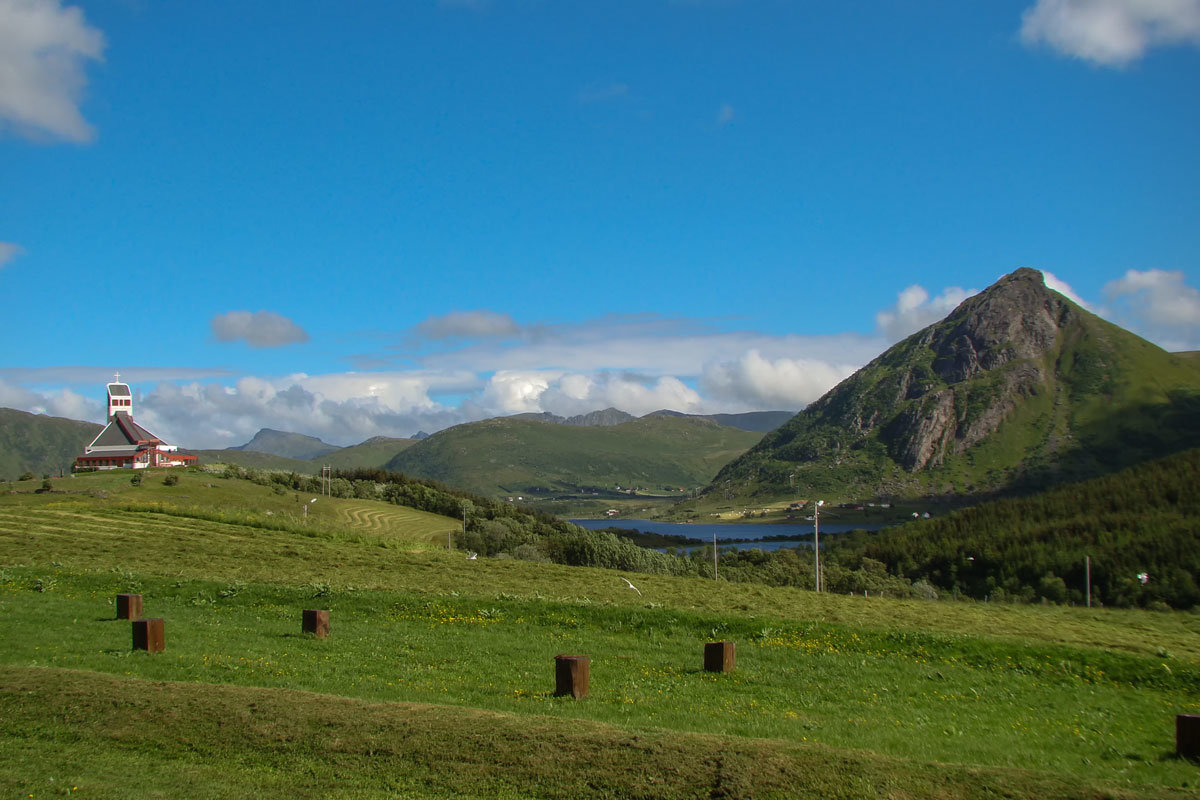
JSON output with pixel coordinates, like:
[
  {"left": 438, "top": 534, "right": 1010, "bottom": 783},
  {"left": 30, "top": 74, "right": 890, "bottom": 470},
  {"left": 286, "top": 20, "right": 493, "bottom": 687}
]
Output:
[
  {"left": 1102, "top": 268, "right": 1200, "bottom": 351},
  {"left": 875, "top": 285, "right": 978, "bottom": 341},
  {"left": 0, "top": 242, "right": 23, "bottom": 268},
  {"left": 211, "top": 311, "right": 310, "bottom": 348},
  {"left": 0, "top": 0, "right": 106, "bottom": 143},
  {"left": 1042, "top": 270, "right": 1093, "bottom": 308},
  {"left": 1021, "top": 0, "right": 1200, "bottom": 65}
]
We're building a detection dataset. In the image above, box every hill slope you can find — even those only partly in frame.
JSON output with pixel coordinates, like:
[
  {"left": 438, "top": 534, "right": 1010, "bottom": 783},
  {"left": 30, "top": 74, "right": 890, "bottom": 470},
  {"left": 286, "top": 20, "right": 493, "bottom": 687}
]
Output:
[
  {"left": 385, "top": 414, "right": 763, "bottom": 497},
  {"left": 0, "top": 408, "right": 101, "bottom": 478},
  {"left": 706, "top": 268, "right": 1200, "bottom": 504}
]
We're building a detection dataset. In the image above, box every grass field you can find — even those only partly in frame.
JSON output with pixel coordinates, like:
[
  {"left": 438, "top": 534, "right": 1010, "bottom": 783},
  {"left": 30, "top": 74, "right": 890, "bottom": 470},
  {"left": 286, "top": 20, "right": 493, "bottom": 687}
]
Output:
[{"left": 2, "top": 469, "right": 1199, "bottom": 798}]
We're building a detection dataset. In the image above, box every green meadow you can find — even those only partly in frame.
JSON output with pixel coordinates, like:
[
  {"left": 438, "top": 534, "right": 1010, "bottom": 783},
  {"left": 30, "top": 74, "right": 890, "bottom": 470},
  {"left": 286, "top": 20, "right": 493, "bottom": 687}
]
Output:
[{"left": 1, "top": 469, "right": 1198, "bottom": 798}]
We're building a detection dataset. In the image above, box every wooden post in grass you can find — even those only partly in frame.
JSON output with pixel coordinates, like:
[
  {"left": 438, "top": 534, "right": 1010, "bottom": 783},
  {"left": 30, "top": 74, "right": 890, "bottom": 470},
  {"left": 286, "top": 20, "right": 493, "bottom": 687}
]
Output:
[
  {"left": 132, "top": 618, "right": 164, "bottom": 652},
  {"left": 704, "top": 641, "right": 736, "bottom": 673},
  {"left": 1178, "top": 714, "right": 1200, "bottom": 759},
  {"left": 303, "top": 609, "right": 331, "bottom": 638},
  {"left": 554, "top": 654, "right": 590, "bottom": 699},
  {"left": 116, "top": 593, "right": 142, "bottom": 620}
]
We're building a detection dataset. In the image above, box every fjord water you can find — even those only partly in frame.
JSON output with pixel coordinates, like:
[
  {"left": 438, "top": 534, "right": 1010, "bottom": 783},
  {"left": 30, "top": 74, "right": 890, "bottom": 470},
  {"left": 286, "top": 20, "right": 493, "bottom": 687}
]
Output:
[{"left": 570, "top": 518, "right": 887, "bottom": 552}]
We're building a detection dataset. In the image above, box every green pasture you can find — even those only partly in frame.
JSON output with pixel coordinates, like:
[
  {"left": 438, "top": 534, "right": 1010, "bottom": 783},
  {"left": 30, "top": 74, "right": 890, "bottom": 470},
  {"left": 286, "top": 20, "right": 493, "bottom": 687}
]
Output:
[{"left": 2, "top": 471, "right": 1199, "bottom": 798}]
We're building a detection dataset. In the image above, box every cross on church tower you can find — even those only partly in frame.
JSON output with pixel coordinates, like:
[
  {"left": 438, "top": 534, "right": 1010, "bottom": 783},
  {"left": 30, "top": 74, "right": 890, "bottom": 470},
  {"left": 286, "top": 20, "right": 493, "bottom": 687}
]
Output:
[{"left": 107, "top": 371, "right": 132, "bottom": 420}]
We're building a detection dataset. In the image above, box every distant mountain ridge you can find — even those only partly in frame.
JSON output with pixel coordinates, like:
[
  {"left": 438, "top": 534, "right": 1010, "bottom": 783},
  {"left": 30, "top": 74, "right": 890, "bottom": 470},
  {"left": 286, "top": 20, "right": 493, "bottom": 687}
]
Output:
[
  {"left": 231, "top": 428, "right": 342, "bottom": 461},
  {"left": 705, "top": 267, "right": 1200, "bottom": 503}
]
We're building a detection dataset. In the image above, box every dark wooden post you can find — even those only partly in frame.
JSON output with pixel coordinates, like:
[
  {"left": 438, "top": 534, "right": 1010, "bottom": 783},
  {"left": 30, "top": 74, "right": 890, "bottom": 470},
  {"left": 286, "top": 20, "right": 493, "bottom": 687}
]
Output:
[
  {"left": 132, "top": 618, "right": 164, "bottom": 653},
  {"left": 704, "top": 641, "right": 736, "bottom": 673},
  {"left": 303, "top": 609, "right": 331, "bottom": 638},
  {"left": 555, "top": 654, "right": 590, "bottom": 699},
  {"left": 1178, "top": 714, "right": 1200, "bottom": 759},
  {"left": 116, "top": 593, "right": 142, "bottom": 620}
]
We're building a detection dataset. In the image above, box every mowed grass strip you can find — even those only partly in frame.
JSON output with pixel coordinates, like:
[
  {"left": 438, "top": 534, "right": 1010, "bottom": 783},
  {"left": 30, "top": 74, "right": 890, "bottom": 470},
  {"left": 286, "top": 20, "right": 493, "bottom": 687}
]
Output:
[
  {"left": 1, "top": 665, "right": 1192, "bottom": 800},
  {"left": 3, "top": 567, "right": 1198, "bottom": 789},
  {"left": 3, "top": 502, "right": 1200, "bottom": 662}
]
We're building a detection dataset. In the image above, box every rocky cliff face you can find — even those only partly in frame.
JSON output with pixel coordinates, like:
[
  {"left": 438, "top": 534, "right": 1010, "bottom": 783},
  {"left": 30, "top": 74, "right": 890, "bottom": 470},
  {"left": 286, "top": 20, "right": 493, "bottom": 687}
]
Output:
[
  {"left": 879, "top": 268, "right": 1068, "bottom": 470},
  {"left": 706, "top": 267, "right": 1200, "bottom": 501}
]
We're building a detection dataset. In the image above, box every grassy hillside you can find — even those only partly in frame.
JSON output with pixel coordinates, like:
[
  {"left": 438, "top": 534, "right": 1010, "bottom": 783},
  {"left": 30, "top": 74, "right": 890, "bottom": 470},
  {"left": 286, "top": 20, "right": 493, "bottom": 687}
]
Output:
[
  {"left": 1, "top": 469, "right": 1199, "bottom": 797},
  {"left": 323, "top": 435, "right": 417, "bottom": 469},
  {"left": 0, "top": 407, "right": 101, "bottom": 479},
  {"left": 386, "top": 414, "right": 763, "bottom": 498}
]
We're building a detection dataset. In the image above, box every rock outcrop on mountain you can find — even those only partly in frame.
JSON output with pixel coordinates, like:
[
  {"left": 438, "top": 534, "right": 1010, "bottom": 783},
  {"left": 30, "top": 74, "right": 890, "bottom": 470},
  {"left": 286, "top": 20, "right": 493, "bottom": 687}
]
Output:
[{"left": 706, "top": 268, "right": 1200, "bottom": 502}]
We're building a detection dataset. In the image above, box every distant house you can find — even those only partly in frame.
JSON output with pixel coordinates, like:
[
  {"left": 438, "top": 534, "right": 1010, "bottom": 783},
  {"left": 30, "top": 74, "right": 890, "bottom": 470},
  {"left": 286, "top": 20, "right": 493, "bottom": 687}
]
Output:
[{"left": 74, "top": 376, "right": 196, "bottom": 471}]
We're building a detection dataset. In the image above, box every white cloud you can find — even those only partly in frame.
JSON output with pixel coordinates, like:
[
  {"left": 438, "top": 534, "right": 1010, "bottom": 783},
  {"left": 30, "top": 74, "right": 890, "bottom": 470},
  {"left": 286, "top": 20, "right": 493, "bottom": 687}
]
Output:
[
  {"left": 0, "top": 0, "right": 105, "bottom": 143},
  {"left": 415, "top": 310, "right": 522, "bottom": 340},
  {"left": 700, "top": 350, "right": 856, "bottom": 411},
  {"left": 1041, "top": 269, "right": 1092, "bottom": 308},
  {"left": 875, "top": 284, "right": 977, "bottom": 341},
  {"left": 1101, "top": 268, "right": 1200, "bottom": 350},
  {"left": 0, "top": 377, "right": 96, "bottom": 420},
  {"left": 127, "top": 371, "right": 481, "bottom": 448},
  {"left": 538, "top": 372, "right": 704, "bottom": 418},
  {"left": 211, "top": 311, "right": 309, "bottom": 348},
  {"left": 0, "top": 242, "right": 23, "bottom": 267},
  {"left": 1020, "top": 0, "right": 1200, "bottom": 65}
]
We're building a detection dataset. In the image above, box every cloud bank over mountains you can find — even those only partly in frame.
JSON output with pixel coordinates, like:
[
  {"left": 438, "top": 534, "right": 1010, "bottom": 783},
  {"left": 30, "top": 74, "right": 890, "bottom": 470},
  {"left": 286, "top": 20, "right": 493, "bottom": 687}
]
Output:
[{"left": 6, "top": 269, "right": 1191, "bottom": 450}]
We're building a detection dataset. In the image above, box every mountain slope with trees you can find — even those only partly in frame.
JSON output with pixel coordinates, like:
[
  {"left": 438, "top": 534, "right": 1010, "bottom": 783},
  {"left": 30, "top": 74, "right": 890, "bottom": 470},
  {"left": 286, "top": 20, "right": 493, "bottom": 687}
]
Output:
[{"left": 827, "top": 447, "right": 1200, "bottom": 609}]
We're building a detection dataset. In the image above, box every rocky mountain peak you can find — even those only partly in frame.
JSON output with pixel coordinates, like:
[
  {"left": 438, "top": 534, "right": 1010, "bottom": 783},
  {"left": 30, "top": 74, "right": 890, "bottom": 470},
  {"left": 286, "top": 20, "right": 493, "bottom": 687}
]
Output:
[{"left": 917, "top": 267, "right": 1075, "bottom": 384}]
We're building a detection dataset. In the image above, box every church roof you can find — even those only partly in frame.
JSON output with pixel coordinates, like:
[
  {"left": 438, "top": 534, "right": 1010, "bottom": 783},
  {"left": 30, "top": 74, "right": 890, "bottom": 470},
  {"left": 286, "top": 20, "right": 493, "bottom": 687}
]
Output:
[
  {"left": 89, "top": 412, "right": 162, "bottom": 449},
  {"left": 107, "top": 383, "right": 131, "bottom": 397}
]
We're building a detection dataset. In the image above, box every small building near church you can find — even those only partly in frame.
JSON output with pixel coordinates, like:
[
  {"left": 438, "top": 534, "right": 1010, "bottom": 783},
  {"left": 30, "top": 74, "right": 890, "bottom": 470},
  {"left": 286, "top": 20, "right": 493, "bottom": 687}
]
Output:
[{"left": 74, "top": 376, "right": 197, "bottom": 471}]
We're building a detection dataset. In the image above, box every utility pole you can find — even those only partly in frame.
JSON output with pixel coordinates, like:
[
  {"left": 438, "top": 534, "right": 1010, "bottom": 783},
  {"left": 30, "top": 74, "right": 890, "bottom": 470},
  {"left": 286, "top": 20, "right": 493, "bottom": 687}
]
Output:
[
  {"left": 813, "top": 500, "right": 824, "bottom": 593},
  {"left": 1086, "top": 555, "right": 1091, "bottom": 608}
]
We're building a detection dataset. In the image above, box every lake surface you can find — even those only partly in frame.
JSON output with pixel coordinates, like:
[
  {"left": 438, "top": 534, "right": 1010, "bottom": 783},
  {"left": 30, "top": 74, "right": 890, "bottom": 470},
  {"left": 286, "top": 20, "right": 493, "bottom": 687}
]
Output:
[{"left": 569, "top": 518, "right": 886, "bottom": 553}]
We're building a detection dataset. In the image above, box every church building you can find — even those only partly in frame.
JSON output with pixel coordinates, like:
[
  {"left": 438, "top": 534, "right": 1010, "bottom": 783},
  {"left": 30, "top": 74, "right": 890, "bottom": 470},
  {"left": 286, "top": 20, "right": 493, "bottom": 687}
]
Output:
[{"left": 74, "top": 376, "right": 197, "bottom": 471}]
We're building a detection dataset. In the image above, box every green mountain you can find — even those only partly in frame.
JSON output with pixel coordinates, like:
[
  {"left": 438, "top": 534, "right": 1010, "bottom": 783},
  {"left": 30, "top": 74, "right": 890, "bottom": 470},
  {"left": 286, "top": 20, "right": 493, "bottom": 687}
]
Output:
[
  {"left": 706, "top": 268, "right": 1200, "bottom": 504},
  {"left": 322, "top": 436, "right": 417, "bottom": 469},
  {"left": 384, "top": 414, "right": 763, "bottom": 497},
  {"left": 0, "top": 408, "right": 102, "bottom": 479}
]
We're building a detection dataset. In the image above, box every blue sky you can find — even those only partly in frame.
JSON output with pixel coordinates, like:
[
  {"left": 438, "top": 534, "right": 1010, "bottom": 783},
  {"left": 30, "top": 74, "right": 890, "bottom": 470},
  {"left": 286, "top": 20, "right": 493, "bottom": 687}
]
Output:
[{"left": 2, "top": 0, "right": 1199, "bottom": 447}]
